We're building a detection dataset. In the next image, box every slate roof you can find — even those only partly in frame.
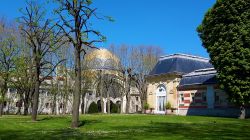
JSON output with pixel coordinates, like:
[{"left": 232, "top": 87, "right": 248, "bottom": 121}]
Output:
[
  {"left": 149, "top": 53, "right": 213, "bottom": 76},
  {"left": 179, "top": 68, "right": 217, "bottom": 87}
]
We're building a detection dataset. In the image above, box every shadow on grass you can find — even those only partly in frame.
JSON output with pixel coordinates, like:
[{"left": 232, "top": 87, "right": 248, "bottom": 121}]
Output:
[
  {"left": 0, "top": 119, "right": 103, "bottom": 140},
  {"left": 106, "top": 121, "right": 250, "bottom": 140},
  {"left": 79, "top": 119, "right": 103, "bottom": 127},
  {"left": 0, "top": 118, "right": 249, "bottom": 140},
  {"left": 0, "top": 128, "right": 86, "bottom": 140}
]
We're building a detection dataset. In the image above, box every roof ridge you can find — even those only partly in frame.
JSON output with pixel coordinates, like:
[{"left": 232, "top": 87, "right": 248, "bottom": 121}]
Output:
[{"left": 159, "top": 53, "right": 210, "bottom": 62}]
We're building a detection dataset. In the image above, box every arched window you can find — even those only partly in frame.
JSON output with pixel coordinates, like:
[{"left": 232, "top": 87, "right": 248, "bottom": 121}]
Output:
[
  {"left": 156, "top": 84, "right": 166, "bottom": 95},
  {"left": 155, "top": 84, "right": 166, "bottom": 113}
]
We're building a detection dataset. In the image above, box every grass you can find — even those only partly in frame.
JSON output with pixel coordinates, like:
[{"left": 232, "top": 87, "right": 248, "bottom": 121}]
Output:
[{"left": 0, "top": 114, "right": 249, "bottom": 140}]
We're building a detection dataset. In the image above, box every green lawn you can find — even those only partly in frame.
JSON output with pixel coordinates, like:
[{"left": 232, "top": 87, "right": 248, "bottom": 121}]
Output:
[{"left": 0, "top": 114, "right": 249, "bottom": 140}]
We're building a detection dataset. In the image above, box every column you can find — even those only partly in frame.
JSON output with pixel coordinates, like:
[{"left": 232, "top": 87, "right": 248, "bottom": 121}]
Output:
[{"left": 103, "top": 99, "right": 107, "bottom": 113}]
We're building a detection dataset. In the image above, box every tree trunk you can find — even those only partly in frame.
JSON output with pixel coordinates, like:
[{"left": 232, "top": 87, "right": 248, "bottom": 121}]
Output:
[
  {"left": 52, "top": 94, "right": 57, "bottom": 115},
  {"left": 81, "top": 93, "right": 85, "bottom": 114},
  {"left": 239, "top": 105, "right": 246, "bottom": 119},
  {"left": 0, "top": 103, "right": 3, "bottom": 117},
  {"left": 23, "top": 90, "right": 31, "bottom": 115},
  {"left": 71, "top": 49, "right": 81, "bottom": 128},
  {"left": 120, "top": 96, "right": 124, "bottom": 114},
  {"left": 141, "top": 100, "right": 145, "bottom": 114},
  {"left": 17, "top": 104, "right": 21, "bottom": 115},
  {"left": 16, "top": 93, "right": 22, "bottom": 115},
  {"left": 125, "top": 94, "right": 130, "bottom": 114},
  {"left": 23, "top": 98, "right": 29, "bottom": 116},
  {"left": 107, "top": 92, "right": 110, "bottom": 114},
  {"left": 62, "top": 94, "right": 67, "bottom": 115},
  {"left": 31, "top": 61, "right": 40, "bottom": 121},
  {"left": 0, "top": 82, "right": 7, "bottom": 116},
  {"left": 63, "top": 75, "right": 68, "bottom": 115}
]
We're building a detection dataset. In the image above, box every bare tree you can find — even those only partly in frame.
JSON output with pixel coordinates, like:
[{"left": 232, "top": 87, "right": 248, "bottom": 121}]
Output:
[
  {"left": 54, "top": 0, "right": 107, "bottom": 128},
  {"left": 109, "top": 45, "right": 162, "bottom": 114},
  {"left": 19, "top": 1, "right": 64, "bottom": 121}
]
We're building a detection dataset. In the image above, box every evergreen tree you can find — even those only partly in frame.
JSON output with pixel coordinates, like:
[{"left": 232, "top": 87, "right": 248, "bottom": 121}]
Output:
[{"left": 197, "top": 0, "right": 250, "bottom": 119}]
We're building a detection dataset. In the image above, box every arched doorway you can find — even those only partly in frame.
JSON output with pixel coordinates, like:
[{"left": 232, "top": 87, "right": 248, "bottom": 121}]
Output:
[
  {"left": 97, "top": 100, "right": 102, "bottom": 112},
  {"left": 155, "top": 84, "right": 166, "bottom": 114}
]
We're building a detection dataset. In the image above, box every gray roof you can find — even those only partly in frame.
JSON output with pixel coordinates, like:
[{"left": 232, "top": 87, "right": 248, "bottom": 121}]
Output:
[
  {"left": 179, "top": 68, "right": 217, "bottom": 87},
  {"left": 149, "top": 53, "right": 213, "bottom": 76}
]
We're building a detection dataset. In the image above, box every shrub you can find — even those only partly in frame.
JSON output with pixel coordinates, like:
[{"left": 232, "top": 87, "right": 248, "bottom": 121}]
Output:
[
  {"left": 88, "top": 102, "right": 98, "bottom": 114},
  {"left": 165, "top": 101, "right": 172, "bottom": 109},
  {"left": 144, "top": 103, "right": 149, "bottom": 110}
]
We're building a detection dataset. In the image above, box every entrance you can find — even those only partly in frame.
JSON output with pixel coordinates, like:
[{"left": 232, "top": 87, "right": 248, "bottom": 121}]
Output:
[{"left": 155, "top": 84, "right": 166, "bottom": 114}]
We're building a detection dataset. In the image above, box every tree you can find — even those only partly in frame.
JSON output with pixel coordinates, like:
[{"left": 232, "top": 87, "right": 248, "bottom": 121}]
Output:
[
  {"left": 19, "top": 1, "right": 64, "bottom": 121},
  {"left": 12, "top": 54, "right": 34, "bottom": 115},
  {"left": 54, "top": 0, "right": 107, "bottom": 128},
  {"left": 0, "top": 20, "right": 19, "bottom": 116},
  {"left": 131, "top": 46, "right": 161, "bottom": 113},
  {"left": 109, "top": 45, "right": 162, "bottom": 114},
  {"left": 197, "top": 0, "right": 250, "bottom": 119}
]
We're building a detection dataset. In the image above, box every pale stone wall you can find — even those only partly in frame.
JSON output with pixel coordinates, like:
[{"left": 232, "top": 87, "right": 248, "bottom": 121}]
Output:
[{"left": 146, "top": 74, "right": 181, "bottom": 113}]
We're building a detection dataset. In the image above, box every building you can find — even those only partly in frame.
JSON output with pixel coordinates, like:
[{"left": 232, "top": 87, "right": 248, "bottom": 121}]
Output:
[
  {"left": 146, "top": 53, "right": 249, "bottom": 117},
  {"left": 82, "top": 48, "right": 141, "bottom": 114},
  {"left": 1, "top": 48, "right": 141, "bottom": 115}
]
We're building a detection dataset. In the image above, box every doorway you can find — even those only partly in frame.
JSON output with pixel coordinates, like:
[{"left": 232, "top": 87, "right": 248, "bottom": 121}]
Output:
[{"left": 155, "top": 84, "right": 166, "bottom": 114}]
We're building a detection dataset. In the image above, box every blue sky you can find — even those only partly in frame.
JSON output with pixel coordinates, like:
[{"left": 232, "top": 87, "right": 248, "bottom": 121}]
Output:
[{"left": 0, "top": 0, "right": 216, "bottom": 57}]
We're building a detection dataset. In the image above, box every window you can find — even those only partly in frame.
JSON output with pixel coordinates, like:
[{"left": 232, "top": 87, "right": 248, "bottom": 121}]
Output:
[
  {"left": 45, "top": 103, "right": 49, "bottom": 108},
  {"left": 191, "top": 93, "right": 195, "bottom": 103},
  {"left": 180, "top": 93, "right": 184, "bottom": 102},
  {"left": 9, "top": 88, "right": 16, "bottom": 93},
  {"left": 59, "top": 103, "right": 63, "bottom": 109},
  {"left": 3, "top": 101, "right": 7, "bottom": 107},
  {"left": 157, "top": 84, "right": 166, "bottom": 93},
  {"left": 16, "top": 101, "right": 22, "bottom": 107},
  {"left": 202, "top": 92, "right": 206, "bottom": 102},
  {"left": 136, "top": 96, "right": 139, "bottom": 101},
  {"left": 136, "top": 105, "right": 138, "bottom": 112},
  {"left": 215, "top": 92, "right": 220, "bottom": 103}
]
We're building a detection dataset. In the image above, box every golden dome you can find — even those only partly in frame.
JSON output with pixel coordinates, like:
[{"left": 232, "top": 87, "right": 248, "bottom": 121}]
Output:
[
  {"left": 84, "top": 48, "right": 121, "bottom": 70},
  {"left": 85, "top": 48, "right": 119, "bottom": 63}
]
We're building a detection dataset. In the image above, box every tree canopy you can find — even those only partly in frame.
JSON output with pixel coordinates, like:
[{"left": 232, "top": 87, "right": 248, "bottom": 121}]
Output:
[{"left": 197, "top": 0, "right": 250, "bottom": 118}]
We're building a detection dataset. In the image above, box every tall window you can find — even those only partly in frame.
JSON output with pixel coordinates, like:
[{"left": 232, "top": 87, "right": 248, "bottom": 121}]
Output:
[
  {"left": 215, "top": 92, "right": 220, "bottom": 104},
  {"left": 191, "top": 93, "right": 195, "bottom": 103},
  {"left": 202, "top": 92, "right": 206, "bottom": 102},
  {"left": 180, "top": 93, "right": 184, "bottom": 102}
]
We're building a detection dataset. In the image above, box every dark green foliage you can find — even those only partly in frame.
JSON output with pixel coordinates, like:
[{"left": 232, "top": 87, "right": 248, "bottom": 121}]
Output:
[
  {"left": 144, "top": 103, "right": 149, "bottom": 110},
  {"left": 197, "top": 0, "right": 250, "bottom": 106},
  {"left": 88, "top": 102, "right": 99, "bottom": 114}
]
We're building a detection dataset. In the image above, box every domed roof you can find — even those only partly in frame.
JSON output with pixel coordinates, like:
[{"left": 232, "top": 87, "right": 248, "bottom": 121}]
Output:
[{"left": 84, "top": 48, "right": 121, "bottom": 71}]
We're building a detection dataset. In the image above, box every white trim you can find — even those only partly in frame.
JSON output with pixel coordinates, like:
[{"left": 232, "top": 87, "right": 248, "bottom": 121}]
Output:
[
  {"left": 183, "top": 68, "right": 217, "bottom": 77},
  {"left": 159, "top": 53, "right": 209, "bottom": 62}
]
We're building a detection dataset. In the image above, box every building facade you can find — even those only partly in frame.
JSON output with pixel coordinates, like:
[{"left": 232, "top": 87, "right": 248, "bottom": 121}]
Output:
[
  {"left": 146, "top": 53, "right": 249, "bottom": 117},
  {"left": 2, "top": 48, "right": 141, "bottom": 115}
]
